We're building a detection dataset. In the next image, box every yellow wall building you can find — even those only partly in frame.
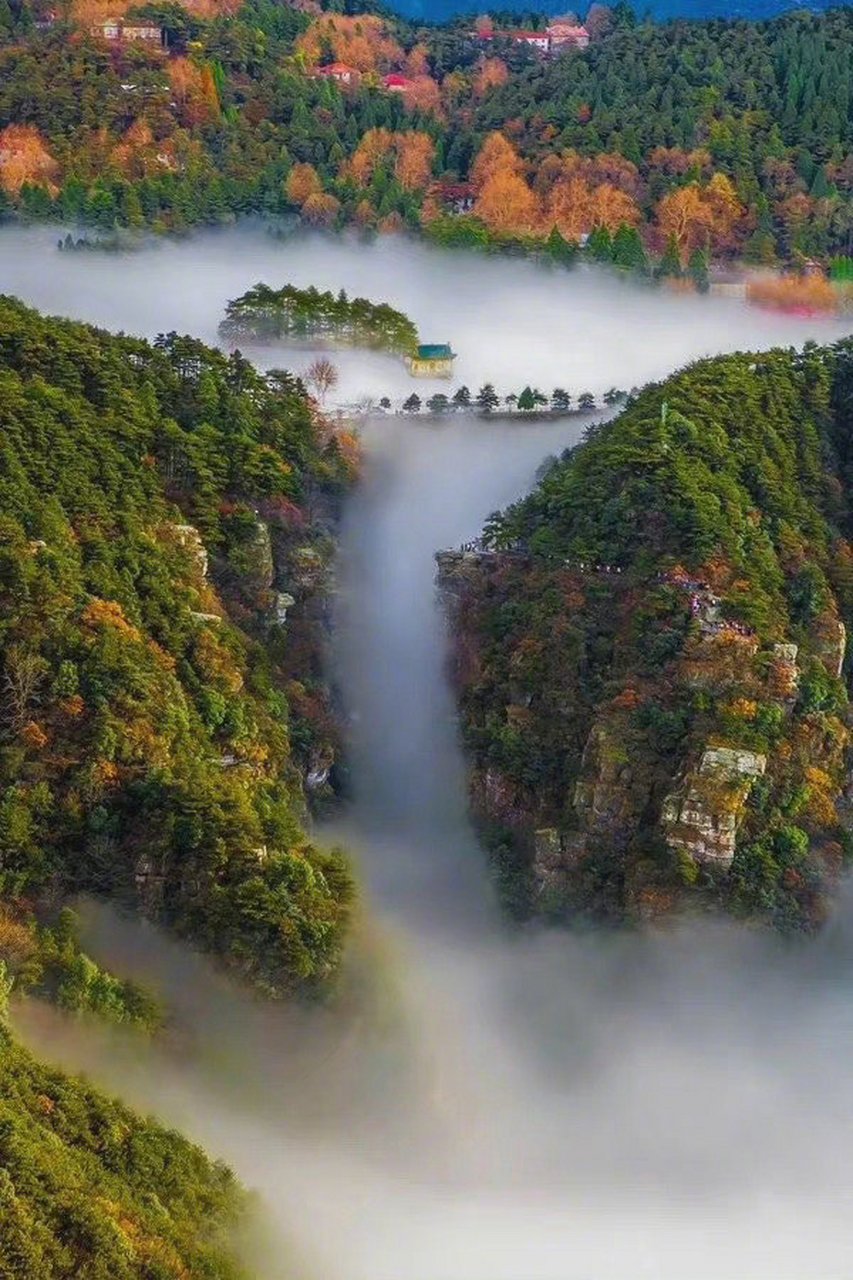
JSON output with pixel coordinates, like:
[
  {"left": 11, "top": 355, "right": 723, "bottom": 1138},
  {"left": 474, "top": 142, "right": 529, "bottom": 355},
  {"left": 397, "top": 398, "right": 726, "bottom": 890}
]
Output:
[{"left": 407, "top": 344, "right": 455, "bottom": 378}]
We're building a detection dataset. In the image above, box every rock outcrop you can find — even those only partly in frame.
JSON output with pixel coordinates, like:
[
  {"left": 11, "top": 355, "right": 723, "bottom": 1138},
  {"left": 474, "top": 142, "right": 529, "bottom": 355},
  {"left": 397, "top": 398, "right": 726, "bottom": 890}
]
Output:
[
  {"left": 171, "top": 522, "right": 209, "bottom": 579},
  {"left": 662, "top": 747, "right": 767, "bottom": 870}
]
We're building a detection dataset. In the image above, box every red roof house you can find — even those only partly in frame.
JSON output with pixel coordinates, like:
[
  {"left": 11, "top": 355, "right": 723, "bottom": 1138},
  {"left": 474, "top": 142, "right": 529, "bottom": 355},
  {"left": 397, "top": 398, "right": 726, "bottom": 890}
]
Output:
[
  {"left": 546, "top": 22, "right": 590, "bottom": 48},
  {"left": 383, "top": 72, "right": 414, "bottom": 91},
  {"left": 312, "top": 62, "right": 359, "bottom": 84}
]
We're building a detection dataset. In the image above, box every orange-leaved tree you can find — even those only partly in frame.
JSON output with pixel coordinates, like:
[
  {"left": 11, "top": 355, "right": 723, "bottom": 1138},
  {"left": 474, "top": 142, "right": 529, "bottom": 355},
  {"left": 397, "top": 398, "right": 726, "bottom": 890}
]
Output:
[
  {"left": 0, "top": 124, "right": 59, "bottom": 195},
  {"left": 285, "top": 162, "right": 323, "bottom": 206},
  {"left": 470, "top": 131, "right": 525, "bottom": 188},
  {"left": 474, "top": 168, "right": 539, "bottom": 235}
]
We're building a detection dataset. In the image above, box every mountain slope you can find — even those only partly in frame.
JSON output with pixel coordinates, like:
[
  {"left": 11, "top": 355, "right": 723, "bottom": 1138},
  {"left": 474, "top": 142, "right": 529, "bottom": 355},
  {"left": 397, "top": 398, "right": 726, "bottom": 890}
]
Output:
[
  {"left": 441, "top": 338, "right": 853, "bottom": 930},
  {"left": 0, "top": 296, "right": 361, "bottom": 1275},
  {"left": 0, "top": 296, "right": 355, "bottom": 995},
  {"left": 0, "top": 4, "right": 851, "bottom": 268},
  {"left": 0, "top": 1017, "right": 249, "bottom": 1279}
]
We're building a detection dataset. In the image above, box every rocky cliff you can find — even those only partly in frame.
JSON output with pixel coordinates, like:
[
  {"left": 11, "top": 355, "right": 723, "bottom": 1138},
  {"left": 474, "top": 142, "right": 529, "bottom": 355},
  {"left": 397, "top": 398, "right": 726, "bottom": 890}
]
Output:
[{"left": 440, "top": 341, "right": 853, "bottom": 931}]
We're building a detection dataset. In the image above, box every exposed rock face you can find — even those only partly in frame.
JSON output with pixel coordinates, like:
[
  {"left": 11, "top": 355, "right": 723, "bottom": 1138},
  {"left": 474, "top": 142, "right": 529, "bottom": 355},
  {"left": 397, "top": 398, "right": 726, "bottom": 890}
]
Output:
[
  {"left": 274, "top": 591, "right": 296, "bottom": 625},
  {"left": 774, "top": 642, "right": 799, "bottom": 664},
  {"left": 572, "top": 723, "right": 638, "bottom": 840},
  {"left": 134, "top": 853, "right": 166, "bottom": 912},
  {"left": 529, "top": 721, "right": 651, "bottom": 900},
  {"left": 771, "top": 642, "right": 799, "bottom": 701},
  {"left": 171, "top": 523, "right": 208, "bottom": 579},
  {"left": 815, "top": 617, "right": 846, "bottom": 679},
  {"left": 662, "top": 747, "right": 767, "bottom": 870},
  {"left": 249, "top": 518, "right": 275, "bottom": 590},
  {"left": 532, "top": 827, "right": 585, "bottom": 897},
  {"left": 470, "top": 765, "right": 530, "bottom": 830}
]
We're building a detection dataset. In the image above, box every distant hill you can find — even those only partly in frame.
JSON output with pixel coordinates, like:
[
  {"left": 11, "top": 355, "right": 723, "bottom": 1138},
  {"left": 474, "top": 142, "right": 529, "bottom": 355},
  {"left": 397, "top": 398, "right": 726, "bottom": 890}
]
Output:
[{"left": 392, "top": 0, "right": 842, "bottom": 22}]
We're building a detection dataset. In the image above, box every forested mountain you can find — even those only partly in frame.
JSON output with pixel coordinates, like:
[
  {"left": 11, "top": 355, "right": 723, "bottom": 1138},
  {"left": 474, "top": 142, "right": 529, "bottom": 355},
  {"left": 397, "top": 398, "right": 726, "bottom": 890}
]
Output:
[
  {"left": 0, "top": 296, "right": 356, "bottom": 996},
  {"left": 440, "top": 338, "right": 853, "bottom": 932},
  {"left": 0, "top": 298, "right": 358, "bottom": 1272},
  {"left": 0, "top": 0, "right": 850, "bottom": 268}
]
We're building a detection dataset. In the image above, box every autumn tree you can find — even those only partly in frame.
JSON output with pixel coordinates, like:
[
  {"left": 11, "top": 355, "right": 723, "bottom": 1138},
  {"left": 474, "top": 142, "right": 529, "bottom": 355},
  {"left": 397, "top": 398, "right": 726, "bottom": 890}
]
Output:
[
  {"left": 395, "top": 132, "right": 435, "bottom": 192},
  {"left": 349, "top": 128, "right": 394, "bottom": 184},
  {"left": 655, "top": 184, "right": 715, "bottom": 259},
  {"left": 473, "top": 58, "right": 509, "bottom": 97},
  {"left": 656, "top": 176, "right": 746, "bottom": 260},
  {"left": 306, "top": 357, "right": 338, "bottom": 404},
  {"left": 0, "top": 125, "right": 58, "bottom": 195},
  {"left": 286, "top": 162, "right": 322, "bottom": 207},
  {"left": 474, "top": 168, "right": 538, "bottom": 235},
  {"left": 404, "top": 75, "right": 442, "bottom": 116},
  {"left": 296, "top": 14, "right": 403, "bottom": 72},
  {"left": 2, "top": 647, "right": 48, "bottom": 734},
  {"left": 406, "top": 42, "right": 431, "bottom": 76},
  {"left": 301, "top": 191, "right": 341, "bottom": 225},
  {"left": 545, "top": 175, "right": 639, "bottom": 240},
  {"left": 471, "top": 131, "right": 524, "bottom": 188}
]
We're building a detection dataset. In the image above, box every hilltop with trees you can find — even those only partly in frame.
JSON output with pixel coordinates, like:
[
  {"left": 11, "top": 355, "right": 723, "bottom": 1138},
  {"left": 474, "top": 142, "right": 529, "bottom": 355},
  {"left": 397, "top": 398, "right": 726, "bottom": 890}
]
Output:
[
  {"left": 220, "top": 282, "right": 419, "bottom": 355},
  {"left": 0, "top": 1010, "right": 250, "bottom": 1277}
]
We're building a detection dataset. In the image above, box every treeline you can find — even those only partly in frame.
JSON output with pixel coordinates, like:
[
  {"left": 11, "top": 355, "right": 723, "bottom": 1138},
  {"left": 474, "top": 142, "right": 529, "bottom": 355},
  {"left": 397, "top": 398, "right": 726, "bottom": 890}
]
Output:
[
  {"left": 445, "top": 337, "right": 853, "bottom": 932},
  {"left": 220, "top": 281, "right": 419, "bottom": 353},
  {"left": 399, "top": 383, "right": 628, "bottom": 413},
  {"left": 0, "top": 295, "right": 356, "bottom": 998},
  {"left": 0, "top": 3, "right": 849, "bottom": 265}
]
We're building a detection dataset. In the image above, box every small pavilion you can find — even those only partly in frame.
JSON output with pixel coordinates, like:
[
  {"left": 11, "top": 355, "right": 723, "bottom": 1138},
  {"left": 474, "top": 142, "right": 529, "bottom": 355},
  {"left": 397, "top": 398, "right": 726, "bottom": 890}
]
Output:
[{"left": 407, "top": 344, "right": 455, "bottom": 378}]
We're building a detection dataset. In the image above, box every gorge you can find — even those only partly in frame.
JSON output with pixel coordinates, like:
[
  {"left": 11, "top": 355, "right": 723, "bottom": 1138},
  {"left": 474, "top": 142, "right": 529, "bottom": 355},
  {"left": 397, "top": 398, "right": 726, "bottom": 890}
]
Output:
[{"left": 4, "top": 226, "right": 853, "bottom": 1277}]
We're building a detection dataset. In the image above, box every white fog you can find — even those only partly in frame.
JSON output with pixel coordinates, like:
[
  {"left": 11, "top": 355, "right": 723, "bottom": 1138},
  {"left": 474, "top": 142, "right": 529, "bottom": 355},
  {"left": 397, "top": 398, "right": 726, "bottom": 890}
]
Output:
[
  {"left": 6, "top": 227, "right": 853, "bottom": 1280},
  {"left": 0, "top": 224, "right": 850, "bottom": 402}
]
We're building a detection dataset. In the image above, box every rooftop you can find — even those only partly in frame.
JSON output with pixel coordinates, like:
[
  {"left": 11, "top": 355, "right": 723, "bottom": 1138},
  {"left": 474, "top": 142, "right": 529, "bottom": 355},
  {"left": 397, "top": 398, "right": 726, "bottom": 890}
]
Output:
[
  {"left": 314, "top": 62, "right": 356, "bottom": 75},
  {"left": 416, "top": 344, "right": 454, "bottom": 359}
]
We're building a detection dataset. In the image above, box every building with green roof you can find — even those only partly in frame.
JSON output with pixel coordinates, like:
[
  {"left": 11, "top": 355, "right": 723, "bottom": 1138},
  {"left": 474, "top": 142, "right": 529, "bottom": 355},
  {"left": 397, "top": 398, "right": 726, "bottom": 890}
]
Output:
[{"left": 407, "top": 343, "right": 455, "bottom": 378}]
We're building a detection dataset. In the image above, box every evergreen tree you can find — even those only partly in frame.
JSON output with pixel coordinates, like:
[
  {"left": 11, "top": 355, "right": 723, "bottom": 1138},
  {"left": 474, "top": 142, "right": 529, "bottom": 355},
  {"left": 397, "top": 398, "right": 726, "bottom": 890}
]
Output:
[
  {"left": 657, "top": 234, "right": 683, "bottom": 279},
  {"left": 476, "top": 383, "right": 499, "bottom": 413},
  {"left": 546, "top": 225, "right": 578, "bottom": 265},
  {"left": 586, "top": 226, "right": 614, "bottom": 263},
  {"left": 688, "top": 247, "right": 710, "bottom": 293},
  {"left": 611, "top": 224, "right": 648, "bottom": 274}
]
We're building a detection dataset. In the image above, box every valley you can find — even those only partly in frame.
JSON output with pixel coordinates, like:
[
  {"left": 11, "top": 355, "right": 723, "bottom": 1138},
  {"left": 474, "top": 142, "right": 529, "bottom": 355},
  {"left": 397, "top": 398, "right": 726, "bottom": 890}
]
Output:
[{"left": 1, "top": 225, "right": 852, "bottom": 1276}]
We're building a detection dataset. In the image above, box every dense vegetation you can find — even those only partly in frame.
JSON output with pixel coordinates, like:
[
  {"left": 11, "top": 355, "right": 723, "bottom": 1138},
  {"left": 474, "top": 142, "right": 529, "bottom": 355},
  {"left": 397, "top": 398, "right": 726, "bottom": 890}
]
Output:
[
  {"left": 390, "top": 0, "right": 840, "bottom": 23},
  {"left": 220, "top": 281, "right": 419, "bottom": 354},
  {"left": 0, "top": 1, "right": 850, "bottom": 268},
  {"left": 442, "top": 337, "right": 853, "bottom": 931},
  {"left": 0, "top": 1010, "right": 249, "bottom": 1278},
  {"left": 0, "top": 294, "right": 362, "bottom": 1276},
  {"left": 0, "top": 295, "right": 356, "bottom": 998}
]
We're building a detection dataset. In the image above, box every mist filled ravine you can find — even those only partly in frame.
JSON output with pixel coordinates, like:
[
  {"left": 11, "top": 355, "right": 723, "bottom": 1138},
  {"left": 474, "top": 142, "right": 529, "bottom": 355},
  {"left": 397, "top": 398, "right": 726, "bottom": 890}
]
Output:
[{"left": 9, "top": 227, "right": 853, "bottom": 1279}]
